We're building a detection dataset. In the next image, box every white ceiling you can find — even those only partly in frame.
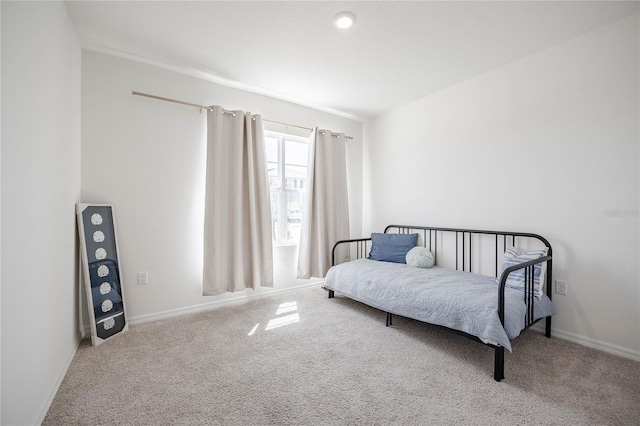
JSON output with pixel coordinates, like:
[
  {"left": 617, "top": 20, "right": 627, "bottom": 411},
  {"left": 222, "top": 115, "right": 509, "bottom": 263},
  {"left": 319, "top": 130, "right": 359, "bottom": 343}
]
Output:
[{"left": 65, "top": 1, "right": 639, "bottom": 120}]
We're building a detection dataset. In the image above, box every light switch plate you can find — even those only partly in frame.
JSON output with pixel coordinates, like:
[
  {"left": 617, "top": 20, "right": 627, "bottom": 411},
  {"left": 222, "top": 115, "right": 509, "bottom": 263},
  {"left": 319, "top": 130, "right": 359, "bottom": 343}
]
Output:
[{"left": 555, "top": 279, "right": 567, "bottom": 295}]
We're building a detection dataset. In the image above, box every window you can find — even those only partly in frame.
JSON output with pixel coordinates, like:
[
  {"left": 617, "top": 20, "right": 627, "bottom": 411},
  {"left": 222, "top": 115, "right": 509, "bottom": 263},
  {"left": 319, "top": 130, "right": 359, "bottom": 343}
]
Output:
[{"left": 265, "top": 130, "right": 310, "bottom": 245}]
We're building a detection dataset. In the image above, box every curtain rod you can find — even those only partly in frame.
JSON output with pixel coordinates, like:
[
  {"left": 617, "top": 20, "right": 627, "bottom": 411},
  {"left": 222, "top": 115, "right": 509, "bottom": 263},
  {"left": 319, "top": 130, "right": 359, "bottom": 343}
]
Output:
[{"left": 131, "top": 90, "right": 353, "bottom": 140}]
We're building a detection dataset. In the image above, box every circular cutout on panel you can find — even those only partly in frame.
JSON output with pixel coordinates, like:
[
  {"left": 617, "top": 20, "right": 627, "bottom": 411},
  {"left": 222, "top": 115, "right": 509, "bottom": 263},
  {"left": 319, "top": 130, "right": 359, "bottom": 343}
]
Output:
[
  {"left": 95, "top": 248, "right": 107, "bottom": 260},
  {"left": 99, "top": 282, "right": 111, "bottom": 295},
  {"left": 93, "top": 230, "right": 105, "bottom": 242},
  {"left": 101, "top": 299, "right": 113, "bottom": 313},
  {"left": 90, "top": 213, "right": 103, "bottom": 225},
  {"left": 97, "top": 265, "right": 109, "bottom": 277},
  {"left": 103, "top": 317, "right": 115, "bottom": 330}
]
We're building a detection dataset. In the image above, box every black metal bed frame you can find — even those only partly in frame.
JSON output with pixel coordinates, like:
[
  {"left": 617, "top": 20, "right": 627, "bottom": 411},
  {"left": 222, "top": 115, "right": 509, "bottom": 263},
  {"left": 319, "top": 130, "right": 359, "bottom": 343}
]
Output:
[{"left": 326, "top": 224, "right": 553, "bottom": 381}]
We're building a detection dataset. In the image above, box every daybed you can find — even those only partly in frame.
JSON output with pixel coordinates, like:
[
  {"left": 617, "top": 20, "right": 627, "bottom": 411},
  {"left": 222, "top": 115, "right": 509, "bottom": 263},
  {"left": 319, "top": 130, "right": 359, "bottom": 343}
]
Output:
[{"left": 323, "top": 225, "right": 554, "bottom": 381}]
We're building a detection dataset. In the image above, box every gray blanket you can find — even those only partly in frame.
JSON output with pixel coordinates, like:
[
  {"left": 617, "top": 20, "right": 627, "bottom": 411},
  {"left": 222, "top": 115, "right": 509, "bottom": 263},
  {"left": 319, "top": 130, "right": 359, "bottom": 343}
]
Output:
[{"left": 324, "top": 259, "right": 555, "bottom": 351}]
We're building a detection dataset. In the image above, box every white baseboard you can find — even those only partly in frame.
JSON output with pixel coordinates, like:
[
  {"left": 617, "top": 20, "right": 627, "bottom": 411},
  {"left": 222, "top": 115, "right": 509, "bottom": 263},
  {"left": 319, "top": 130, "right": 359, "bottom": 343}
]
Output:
[
  {"left": 128, "top": 281, "right": 324, "bottom": 326},
  {"left": 530, "top": 323, "right": 640, "bottom": 362},
  {"left": 35, "top": 335, "right": 83, "bottom": 425},
  {"left": 552, "top": 327, "right": 640, "bottom": 362}
]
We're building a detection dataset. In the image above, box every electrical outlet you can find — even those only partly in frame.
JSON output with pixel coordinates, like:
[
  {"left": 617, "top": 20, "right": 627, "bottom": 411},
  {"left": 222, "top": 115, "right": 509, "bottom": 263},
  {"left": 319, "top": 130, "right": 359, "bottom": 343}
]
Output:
[
  {"left": 137, "top": 271, "right": 149, "bottom": 285},
  {"left": 555, "top": 279, "right": 567, "bottom": 295}
]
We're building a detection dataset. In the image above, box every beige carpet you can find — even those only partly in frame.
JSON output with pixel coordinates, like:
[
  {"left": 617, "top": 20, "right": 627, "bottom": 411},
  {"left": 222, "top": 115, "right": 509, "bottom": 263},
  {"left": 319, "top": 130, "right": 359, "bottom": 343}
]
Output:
[{"left": 45, "top": 286, "right": 639, "bottom": 425}]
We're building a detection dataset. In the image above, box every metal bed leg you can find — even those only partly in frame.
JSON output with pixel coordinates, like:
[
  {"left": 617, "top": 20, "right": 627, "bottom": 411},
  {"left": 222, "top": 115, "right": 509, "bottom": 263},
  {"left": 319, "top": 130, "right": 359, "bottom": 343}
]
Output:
[
  {"left": 494, "top": 347, "right": 505, "bottom": 381},
  {"left": 328, "top": 290, "right": 334, "bottom": 299},
  {"left": 545, "top": 316, "right": 551, "bottom": 338},
  {"left": 386, "top": 312, "right": 393, "bottom": 327}
]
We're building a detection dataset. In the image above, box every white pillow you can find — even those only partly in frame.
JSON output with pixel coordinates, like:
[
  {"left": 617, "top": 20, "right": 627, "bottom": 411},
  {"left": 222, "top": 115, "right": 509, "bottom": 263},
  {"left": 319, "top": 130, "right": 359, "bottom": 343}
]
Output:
[{"left": 405, "top": 246, "right": 434, "bottom": 268}]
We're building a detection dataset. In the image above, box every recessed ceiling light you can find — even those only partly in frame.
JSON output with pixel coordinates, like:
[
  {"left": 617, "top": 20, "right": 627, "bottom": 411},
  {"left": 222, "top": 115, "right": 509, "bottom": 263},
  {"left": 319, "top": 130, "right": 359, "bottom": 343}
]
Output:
[{"left": 333, "top": 11, "right": 356, "bottom": 30}]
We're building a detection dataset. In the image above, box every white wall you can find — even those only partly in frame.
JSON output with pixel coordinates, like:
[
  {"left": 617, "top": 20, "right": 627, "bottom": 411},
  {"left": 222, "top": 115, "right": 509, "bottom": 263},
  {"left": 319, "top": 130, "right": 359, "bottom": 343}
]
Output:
[
  {"left": 1, "top": 5, "right": 3, "bottom": 422},
  {"left": 1, "top": 5, "right": 3, "bottom": 421},
  {"left": 1, "top": 2, "right": 81, "bottom": 425},
  {"left": 364, "top": 15, "right": 639, "bottom": 358},
  {"left": 81, "top": 50, "right": 363, "bottom": 322}
]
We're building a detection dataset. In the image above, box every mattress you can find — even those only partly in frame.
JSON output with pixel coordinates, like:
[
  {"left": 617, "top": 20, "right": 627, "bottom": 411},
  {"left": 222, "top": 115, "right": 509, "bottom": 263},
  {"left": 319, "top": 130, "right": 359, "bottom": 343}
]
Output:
[{"left": 324, "top": 259, "right": 555, "bottom": 352}]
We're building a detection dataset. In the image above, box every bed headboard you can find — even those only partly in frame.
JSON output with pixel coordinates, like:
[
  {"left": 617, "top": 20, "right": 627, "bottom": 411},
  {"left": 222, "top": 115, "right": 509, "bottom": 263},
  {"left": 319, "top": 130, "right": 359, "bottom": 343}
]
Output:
[
  {"left": 385, "top": 225, "right": 551, "bottom": 274},
  {"left": 332, "top": 224, "right": 553, "bottom": 298}
]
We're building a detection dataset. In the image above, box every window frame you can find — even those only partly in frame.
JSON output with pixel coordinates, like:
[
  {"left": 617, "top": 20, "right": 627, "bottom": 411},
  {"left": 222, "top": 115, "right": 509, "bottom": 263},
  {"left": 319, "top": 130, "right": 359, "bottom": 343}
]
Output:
[{"left": 265, "top": 130, "right": 310, "bottom": 246}]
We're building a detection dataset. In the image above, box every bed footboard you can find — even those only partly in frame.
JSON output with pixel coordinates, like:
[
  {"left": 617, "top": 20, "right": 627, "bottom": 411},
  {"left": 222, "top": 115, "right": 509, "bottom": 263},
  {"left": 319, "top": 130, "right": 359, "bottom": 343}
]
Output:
[
  {"left": 498, "top": 255, "right": 553, "bottom": 333},
  {"left": 494, "top": 254, "right": 552, "bottom": 380},
  {"left": 326, "top": 237, "right": 372, "bottom": 299}
]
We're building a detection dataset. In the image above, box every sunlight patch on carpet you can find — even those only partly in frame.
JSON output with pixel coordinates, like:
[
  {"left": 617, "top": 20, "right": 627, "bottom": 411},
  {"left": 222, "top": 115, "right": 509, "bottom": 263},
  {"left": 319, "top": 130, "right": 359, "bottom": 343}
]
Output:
[
  {"left": 265, "top": 313, "right": 300, "bottom": 330},
  {"left": 248, "top": 323, "right": 260, "bottom": 336},
  {"left": 265, "top": 301, "right": 300, "bottom": 330},
  {"left": 275, "top": 301, "right": 298, "bottom": 315}
]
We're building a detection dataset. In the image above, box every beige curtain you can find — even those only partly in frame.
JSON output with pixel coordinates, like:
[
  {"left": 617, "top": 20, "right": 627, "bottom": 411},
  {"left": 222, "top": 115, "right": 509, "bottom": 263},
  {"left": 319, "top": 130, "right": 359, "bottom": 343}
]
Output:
[
  {"left": 203, "top": 106, "right": 273, "bottom": 295},
  {"left": 297, "top": 128, "right": 350, "bottom": 279}
]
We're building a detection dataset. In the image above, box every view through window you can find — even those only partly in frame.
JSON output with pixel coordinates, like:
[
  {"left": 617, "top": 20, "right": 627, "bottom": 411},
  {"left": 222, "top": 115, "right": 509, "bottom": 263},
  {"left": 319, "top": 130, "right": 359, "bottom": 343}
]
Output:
[{"left": 265, "top": 131, "right": 310, "bottom": 245}]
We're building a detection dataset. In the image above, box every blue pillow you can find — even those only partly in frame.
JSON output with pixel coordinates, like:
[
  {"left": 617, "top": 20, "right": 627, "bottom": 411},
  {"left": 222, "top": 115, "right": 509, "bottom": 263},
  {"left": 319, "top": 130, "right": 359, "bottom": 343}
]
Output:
[{"left": 368, "top": 233, "right": 418, "bottom": 263}]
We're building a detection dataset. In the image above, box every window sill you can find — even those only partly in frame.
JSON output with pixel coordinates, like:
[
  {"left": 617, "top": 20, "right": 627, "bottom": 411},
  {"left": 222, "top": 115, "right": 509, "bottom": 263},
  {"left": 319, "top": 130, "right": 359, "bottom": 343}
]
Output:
[{"left": 273, "top": 242, "right": 300, "bottom": 248}]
